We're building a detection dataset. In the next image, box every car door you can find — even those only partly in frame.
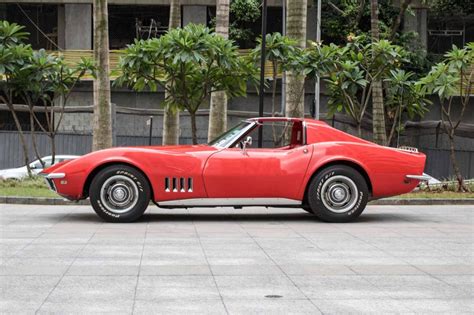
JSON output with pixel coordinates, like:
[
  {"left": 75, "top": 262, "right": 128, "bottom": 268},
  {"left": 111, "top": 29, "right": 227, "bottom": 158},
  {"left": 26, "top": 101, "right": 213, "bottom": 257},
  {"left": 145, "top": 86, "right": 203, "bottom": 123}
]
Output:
[{"left": 203, "top": 121, "right": 313, "bottom": 200}]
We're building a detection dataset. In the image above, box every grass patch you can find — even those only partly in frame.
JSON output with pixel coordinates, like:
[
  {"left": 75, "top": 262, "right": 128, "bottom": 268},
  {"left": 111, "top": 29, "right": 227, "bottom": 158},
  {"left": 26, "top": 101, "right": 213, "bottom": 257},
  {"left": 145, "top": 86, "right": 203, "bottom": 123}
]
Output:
[
  {"left": 398, "top": 191, "right": 474, "bottom": 199},
  {"left": 0, "top": 176, "right": 57, "bottom": 197}
]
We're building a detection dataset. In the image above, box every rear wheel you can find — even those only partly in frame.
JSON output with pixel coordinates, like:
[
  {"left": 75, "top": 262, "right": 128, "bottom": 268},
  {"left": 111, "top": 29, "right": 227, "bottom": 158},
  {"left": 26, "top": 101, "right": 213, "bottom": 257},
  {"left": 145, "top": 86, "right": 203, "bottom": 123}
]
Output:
[
  {"left": 89, "top": 165, "right": 150, "bottom": 223},
  {"left": 307, "top": 165, "right": 368, "bottom": 222}
]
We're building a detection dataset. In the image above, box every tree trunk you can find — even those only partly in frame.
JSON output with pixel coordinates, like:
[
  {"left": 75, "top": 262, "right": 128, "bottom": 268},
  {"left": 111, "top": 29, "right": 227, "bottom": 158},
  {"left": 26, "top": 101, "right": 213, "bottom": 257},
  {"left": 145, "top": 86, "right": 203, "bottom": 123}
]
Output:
[
  {"left": 7, "top": 104, "right": 31, "bottom": 176},
  {"left": 190, "top": 112, "right": 198, "bottom": 145},
  {"left": 448, "top": 131, "right": 467, "bottom": 192},
  {"left": 92, "top": 0, "right": 113, "bottom": 151},
  {"left": 208, "top": 0, "right": 230, "bottom": 141},
  {"left": 163, "top": 0, "right": 181, "bottom": 145},
  {"left": 285, "top": 0, "right": 307, "bottom": 119},
  {"left": 30, "top": 112, "right": 44, "bottom": 167},
  {"left": 50, "top": 135, "right": 56, "bottom": 166},
  {"left": 162, "top": 107, "right": 180, "bottom": 145},
  {"left": 390, "top": 0, "right": 412, "bottom": 41},
  {"left": 370, "top": 0, "right": 387, "bottom": 145}
]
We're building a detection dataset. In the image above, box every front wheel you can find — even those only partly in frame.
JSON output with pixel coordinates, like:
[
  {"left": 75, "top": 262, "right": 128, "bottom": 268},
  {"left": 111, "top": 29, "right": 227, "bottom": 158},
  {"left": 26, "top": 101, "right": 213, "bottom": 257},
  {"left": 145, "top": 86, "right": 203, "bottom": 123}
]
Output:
[
  {"left": 89, "top": 165, "right": 151, "bottom": 223},
  {"left": 307, "top": 165, "right": 368, "bottom": 222}
]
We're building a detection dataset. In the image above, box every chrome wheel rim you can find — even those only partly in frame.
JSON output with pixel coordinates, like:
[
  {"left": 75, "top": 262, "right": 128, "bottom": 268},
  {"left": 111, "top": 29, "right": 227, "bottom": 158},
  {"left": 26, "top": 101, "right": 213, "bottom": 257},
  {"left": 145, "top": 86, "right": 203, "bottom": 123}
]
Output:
[
  {"left": 100, "top": 175, "right": 139, "bottom": 214},
  {"left": 320, "top": 175, "right": 358, "bottom": 213}
]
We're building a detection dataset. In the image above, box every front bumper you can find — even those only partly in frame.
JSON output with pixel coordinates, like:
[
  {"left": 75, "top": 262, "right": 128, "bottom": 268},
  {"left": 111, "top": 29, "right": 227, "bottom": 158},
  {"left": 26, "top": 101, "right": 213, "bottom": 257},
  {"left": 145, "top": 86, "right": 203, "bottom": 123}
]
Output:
[{"left": 41, "top": 173, "right": 65, "bottom": 192}]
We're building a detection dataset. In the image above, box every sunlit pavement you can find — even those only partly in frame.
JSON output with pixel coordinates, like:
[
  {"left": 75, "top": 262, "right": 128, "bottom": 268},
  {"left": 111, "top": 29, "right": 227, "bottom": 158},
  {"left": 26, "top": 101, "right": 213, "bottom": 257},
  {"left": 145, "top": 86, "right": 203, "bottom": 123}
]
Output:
[{"left": 1, "top": 204, "right": 473, "bottom": 314}]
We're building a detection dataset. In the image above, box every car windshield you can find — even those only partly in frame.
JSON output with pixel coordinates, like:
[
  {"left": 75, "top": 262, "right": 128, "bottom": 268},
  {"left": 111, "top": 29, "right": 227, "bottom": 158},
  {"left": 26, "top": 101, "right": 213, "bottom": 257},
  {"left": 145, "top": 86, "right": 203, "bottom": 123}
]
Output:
[{"left": 209, "top": 121, "right": 252, "bottom": 148}]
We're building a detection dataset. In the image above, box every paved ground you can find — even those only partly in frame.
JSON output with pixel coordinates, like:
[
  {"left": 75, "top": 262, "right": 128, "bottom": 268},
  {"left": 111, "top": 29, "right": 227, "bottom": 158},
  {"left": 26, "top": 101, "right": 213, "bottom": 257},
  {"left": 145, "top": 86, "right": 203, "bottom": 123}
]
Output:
[{"left": 0, "top": 204, "right": 473, "bottom": 314}]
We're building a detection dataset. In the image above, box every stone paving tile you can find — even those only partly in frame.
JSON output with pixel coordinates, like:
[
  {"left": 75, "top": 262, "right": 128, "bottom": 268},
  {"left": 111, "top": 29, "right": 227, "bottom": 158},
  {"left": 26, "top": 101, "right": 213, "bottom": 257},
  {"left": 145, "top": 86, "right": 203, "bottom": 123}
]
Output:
[
  {"left": 223, "top": 299, "right": 321, "bottom": 314},
  {"left": 214, "top": 275, "right": 307, "bottom": 300},
  {"left": 0, "top": 275, "right": 61, "bottom": 313},
  {"left": 290, "top": 275, "right": 390, "bottom": 300},
  {"left": 0, "top": 257, "right": 73, "bottom": 276},
  {"left": 0, "top": 204, "right": 473, "bottom": 314},
  {"left": 133, "top": 299, "right": 227, "bottom": 314},
  {"left": 135, "top": 275, "right": 221, "bottom": 300},
  {"left": 312, "top": 298, "right": 413, "bottom": 313},
  {"left": 44, "top": 275, "right": 137, "bottom": 302}
]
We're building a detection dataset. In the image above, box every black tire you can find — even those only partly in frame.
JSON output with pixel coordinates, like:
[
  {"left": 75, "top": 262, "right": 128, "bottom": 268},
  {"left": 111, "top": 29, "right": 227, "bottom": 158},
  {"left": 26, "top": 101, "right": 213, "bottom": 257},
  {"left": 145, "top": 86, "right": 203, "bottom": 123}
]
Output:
[
  {"left": 307, "top": 165, "right": 368, "bottom": 223},
  {"left": 89, "top": 165, "right": 151, "bottom": 223}
]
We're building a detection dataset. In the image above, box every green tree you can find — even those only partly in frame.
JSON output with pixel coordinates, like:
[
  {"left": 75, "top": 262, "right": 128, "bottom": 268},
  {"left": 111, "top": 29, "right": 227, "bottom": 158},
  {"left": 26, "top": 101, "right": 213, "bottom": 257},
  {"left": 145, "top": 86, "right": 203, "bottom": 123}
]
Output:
[
  {"left": 417, "top": 44, "right": 474, "bottom": 191},
  {"left": 116, "top": 24, "right": 255, "bottom": 144},
  {"left": 16, "top": 50, "right": 93, "bottom": 165},
  {"left": 92, "top": 0, "right": 113, "bottom": 151},
  {"left": 0, "top": 21, "right": 33, "bottom": 175},
  {"left": 317, "top": 37, "right": 406, "bottom": 138},
  {"left": 163, "top": 0, "right": 181, "bottom": 145},
  {"left": 370, "top": 0, "right": 387, "bottom": 145},
  {"left": 285, "top": 0, "right": 307, "bottom": 119},
  {"left": 208, "top": 0, "right": 230, "bottom": 142},
  {"left": 384, "top": 69, "right": 430, "bottom": 146},
  {"left": 210, "top": 0, "right": 261, "bottom": 48},
  {"left": 251, "top": 33, "right": 300, "bottom": 117}
]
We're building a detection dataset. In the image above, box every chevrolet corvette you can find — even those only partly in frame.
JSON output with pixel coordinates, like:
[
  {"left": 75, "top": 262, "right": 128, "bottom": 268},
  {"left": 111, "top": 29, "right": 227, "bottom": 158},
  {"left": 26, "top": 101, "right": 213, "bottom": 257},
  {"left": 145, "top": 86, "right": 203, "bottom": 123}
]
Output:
[{"left": 41, "top": 118, "right": 428, "bottom": 223}]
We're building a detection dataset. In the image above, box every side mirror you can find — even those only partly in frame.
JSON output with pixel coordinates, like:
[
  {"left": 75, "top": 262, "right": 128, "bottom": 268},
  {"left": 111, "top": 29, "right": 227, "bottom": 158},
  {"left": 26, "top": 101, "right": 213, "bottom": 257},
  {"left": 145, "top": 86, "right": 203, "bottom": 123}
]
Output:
[
  {"left": 240, "top": 136, "right": 252, "bottom": 155},
  {"left": 244, "top": 136, "right": 252, "bottom": 147}
]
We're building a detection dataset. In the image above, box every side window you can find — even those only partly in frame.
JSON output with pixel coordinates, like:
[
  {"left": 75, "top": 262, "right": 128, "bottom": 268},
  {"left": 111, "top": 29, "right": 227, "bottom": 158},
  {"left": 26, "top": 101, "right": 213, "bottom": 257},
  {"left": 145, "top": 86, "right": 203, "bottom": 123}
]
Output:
[{"left": 245, "top": 121, "right": 295, "bottom": 149}]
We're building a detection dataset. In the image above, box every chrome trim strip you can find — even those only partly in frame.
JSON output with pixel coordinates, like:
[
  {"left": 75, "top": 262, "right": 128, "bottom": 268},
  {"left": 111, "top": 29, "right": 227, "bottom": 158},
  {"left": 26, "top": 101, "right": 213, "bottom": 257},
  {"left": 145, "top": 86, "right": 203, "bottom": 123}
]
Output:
[
  {"left": 158, "top": 198, "right": 302, "bottom": 207},
  {"left": 406, "top": 175, "right": 431, "bottom": 181},
  {"left": 43, "top": 178, "right": 56, "bottom": 192},
  {"left": 45, "top": 173, "right": 65, "bottom": 179},
  {"left": 302, "top": 120, "right": 307, "bottom": 145}
]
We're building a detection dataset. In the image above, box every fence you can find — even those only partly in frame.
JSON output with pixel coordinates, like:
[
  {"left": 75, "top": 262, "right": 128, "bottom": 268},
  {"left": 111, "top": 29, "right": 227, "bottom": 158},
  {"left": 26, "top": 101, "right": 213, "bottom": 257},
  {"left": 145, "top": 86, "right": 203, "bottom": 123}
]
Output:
[{"left": 1, "top": 130, "right": 472, "bottom": 180}]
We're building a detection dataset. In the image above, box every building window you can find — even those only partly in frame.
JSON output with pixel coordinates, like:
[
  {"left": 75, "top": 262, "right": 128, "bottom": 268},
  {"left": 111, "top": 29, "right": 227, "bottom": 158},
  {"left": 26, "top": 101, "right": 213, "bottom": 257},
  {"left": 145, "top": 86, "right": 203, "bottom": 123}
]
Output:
[
  {"left": 4, "top": 4, "right": 58, "bottom": 50},
  {"left": 109, "top": 5, "right": 170, "bottom": 49}
]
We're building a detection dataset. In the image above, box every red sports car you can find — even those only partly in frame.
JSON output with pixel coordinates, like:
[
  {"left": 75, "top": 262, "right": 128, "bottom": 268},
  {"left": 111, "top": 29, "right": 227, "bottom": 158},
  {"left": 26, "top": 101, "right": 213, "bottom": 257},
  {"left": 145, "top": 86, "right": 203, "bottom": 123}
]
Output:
[{"left": 42, "top": 118, "right": 428, "bottom": 223}]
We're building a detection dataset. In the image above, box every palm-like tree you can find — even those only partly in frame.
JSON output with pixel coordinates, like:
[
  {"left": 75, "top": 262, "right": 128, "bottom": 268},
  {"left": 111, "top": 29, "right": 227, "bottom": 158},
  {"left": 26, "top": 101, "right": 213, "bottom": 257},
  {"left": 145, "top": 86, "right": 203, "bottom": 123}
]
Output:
[
  {"left": 208, "top": 0, "right": 230, "bottom": 142},
  {"left": 370, "top": 0, "right": 387, "bottom": 145},
  {"left": 285, "top": 0, "right": 307, "bottom": 118},
  {"left": 92, "top": 0, "right": 113, "bottom": 150},
  {"left": 162, "top": 0, "right": 181, "bottom": 145}
]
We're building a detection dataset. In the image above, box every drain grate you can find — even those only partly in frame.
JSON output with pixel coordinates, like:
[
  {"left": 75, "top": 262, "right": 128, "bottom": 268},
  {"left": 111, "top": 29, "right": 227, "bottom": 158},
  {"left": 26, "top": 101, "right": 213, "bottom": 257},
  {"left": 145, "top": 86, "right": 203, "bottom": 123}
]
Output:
[{"left": 265, "top": 294, "right": 283, "bottom": 298}]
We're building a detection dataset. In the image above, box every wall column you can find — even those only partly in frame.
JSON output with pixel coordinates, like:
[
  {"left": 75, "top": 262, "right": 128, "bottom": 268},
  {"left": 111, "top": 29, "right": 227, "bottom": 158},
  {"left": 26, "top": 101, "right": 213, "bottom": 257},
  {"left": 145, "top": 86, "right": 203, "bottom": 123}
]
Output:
[
  {"left": 403, "top": 7, "right": 428, "bottom": 50},
  {"left": 57, "top": 4, "right": 92, "bottom": 49},
  {"left": 182, "top": 5, "right": 207, "bottom": 26}
]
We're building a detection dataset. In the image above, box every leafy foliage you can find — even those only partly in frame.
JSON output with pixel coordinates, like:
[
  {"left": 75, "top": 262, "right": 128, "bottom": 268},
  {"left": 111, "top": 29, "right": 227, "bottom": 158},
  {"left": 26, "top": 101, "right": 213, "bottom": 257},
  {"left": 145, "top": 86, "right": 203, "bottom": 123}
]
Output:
[
  {"left": 0, "top": 20, "right": 93, "bottom": 166},
  {"left": 384, "top": 69, "right": 430, "bottom": 146},
  {"left": 416, "top": 43, "right": 474, "bottom": 191},
  {"left": 251, "top": 33, "right": 301, "bottom": 115},
  {"left": 116, "top": 24, "right": 257, "bottom": 144},
  {"left": 209, "top": 0, "right": 261, "bottom": 48}
]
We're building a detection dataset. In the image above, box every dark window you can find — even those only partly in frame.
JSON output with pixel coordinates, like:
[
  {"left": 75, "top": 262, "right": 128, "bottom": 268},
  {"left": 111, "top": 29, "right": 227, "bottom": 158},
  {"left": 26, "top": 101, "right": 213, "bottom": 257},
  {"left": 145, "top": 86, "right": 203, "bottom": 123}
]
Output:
[
  {"left": 5, "top": 4, "right": 58, "bottom": 50},
  {"left": 108, "top": 5, "right": 170, "bottom": 49}
]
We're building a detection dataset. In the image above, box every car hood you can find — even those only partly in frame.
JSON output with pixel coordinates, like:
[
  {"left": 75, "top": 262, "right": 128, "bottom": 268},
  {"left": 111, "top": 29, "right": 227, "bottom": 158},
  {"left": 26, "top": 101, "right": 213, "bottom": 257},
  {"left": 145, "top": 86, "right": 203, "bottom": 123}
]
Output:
[
  {"left": 132, "top": 144, "right": 217, "bottom": 153},
  {"left": 89, "top": 144, "right": 219, "bottom": 156}
]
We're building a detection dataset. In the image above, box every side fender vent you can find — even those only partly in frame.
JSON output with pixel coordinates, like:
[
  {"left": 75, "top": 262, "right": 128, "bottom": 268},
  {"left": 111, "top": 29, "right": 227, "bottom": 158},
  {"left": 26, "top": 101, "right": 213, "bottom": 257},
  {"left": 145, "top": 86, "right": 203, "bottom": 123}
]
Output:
[{"left": 165, "top": 177, "right": 193, "bottom": 192}]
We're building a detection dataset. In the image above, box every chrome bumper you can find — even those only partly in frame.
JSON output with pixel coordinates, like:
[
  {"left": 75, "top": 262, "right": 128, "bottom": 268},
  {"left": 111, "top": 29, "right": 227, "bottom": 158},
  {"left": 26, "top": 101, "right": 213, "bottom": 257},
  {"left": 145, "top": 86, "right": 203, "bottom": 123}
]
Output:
[
  {"left": 41, "top": 173, "right": 65, "bottom": 192},
  {"left": 406, "top": 174, "right": 431, "bottom": 181}
]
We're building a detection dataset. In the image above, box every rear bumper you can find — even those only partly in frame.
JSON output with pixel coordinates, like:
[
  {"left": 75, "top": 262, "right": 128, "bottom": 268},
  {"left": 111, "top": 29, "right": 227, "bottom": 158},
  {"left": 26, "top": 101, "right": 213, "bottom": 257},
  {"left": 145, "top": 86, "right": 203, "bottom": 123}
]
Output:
[{"left": 406, "top": 174, "right": 431, "bottom": 181}]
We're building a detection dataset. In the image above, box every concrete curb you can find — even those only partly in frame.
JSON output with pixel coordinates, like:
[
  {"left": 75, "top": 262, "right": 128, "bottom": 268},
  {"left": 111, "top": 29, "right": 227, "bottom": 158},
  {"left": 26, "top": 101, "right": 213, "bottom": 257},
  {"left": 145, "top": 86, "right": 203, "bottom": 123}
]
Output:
[
  {"left": 0, "top": 196, "right": 90, "bottom": 205},
  {"left": 0, "top": 196, "right": 473, "bottom": 206},
  {"left": 369, "top": 198, "right": 474, "bottom": 205}
]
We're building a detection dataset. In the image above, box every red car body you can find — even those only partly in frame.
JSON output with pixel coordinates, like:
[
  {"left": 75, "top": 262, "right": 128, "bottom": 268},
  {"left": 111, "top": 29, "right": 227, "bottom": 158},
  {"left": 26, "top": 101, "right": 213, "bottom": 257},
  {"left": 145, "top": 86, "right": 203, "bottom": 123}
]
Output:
[{"left": 43, "top": 118, "right": 426, "bottom": 208}]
